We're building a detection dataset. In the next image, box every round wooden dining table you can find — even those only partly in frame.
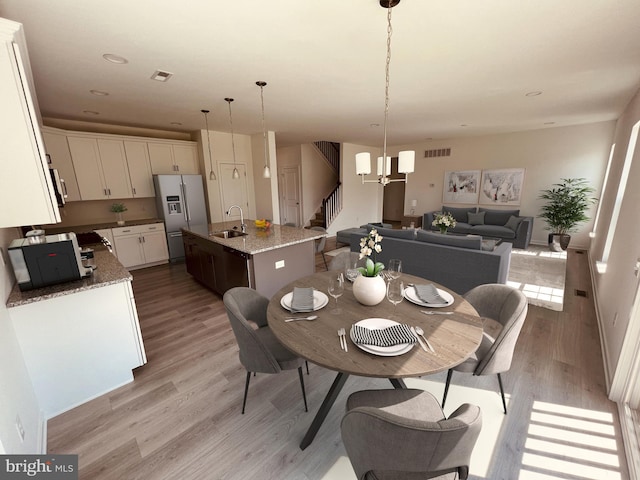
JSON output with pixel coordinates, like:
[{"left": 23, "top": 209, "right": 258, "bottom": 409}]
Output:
[{"left": 267, "top": 270, "right": 483, "bottom": 449}]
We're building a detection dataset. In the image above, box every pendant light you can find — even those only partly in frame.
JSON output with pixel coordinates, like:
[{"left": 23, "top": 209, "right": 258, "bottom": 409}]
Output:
[
  {"left": 201, "top": 109, "right": 216, "bottom": 181},
  {"left": 256, "top": 81, "right": 271, "bottom": 179},
  {"left": 225, "top": 97, "right": 240, "bottom": 179},
  {"left": 355, "top": 0, "right": 415, "bottom": 186}
]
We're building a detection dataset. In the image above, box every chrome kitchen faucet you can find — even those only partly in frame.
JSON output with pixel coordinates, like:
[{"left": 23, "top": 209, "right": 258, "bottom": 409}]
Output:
[{"left": 226, "top": 205, "right": 246, "bottom": 233}]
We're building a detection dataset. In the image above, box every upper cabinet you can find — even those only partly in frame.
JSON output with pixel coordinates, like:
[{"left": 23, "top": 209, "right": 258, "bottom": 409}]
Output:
[
  {"left": 41, "top": 128, "right": 81, "bottom": 202},
  {"left": 67, "top": 136, "right": 132, "bottom": 200},
  {"left": 148, "top": 142, "right": 198, "bottom": 174},
  {"left": 0, "top": 19, "right": 60, "bottom": 227},
  {"left": 123, "top": 141, "right": 154, "bottom": 198}
]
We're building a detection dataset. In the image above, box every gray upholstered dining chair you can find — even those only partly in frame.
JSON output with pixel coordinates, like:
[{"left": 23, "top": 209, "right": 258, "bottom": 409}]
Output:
[
  {"left": 341, "top": 388, "right": 482, "bottom": 480},
  {"left": 223, "top": 287, "right": 308, "bottom": 414},
  {"left": 442, "top": 283, "right": 528, "bottom": 414},
  {"left": 310, "top": 226, "right": 328, "bottom": 270}
]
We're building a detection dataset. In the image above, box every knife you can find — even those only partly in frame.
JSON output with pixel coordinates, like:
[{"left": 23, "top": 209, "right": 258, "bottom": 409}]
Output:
[
  {"left": 421, "top": 310, "right": 454, "bottom": 315},
  {"left": 410, "top": 326, "right": 428, "bottom": 352}
]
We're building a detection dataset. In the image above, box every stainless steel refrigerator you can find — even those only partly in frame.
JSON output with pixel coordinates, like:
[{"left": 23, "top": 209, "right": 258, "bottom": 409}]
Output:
[{"left": 153, "top": 174, "right": 207, "bottom": 261}]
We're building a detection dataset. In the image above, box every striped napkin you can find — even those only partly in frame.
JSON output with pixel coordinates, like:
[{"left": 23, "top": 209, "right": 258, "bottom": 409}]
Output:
[
  {"left": 291, "top": 287, "right": 315, "bottom": 312},
  {"left": 413, "top": 284, "right": 447, "bottom": 304},
  {"left": 351, "top": 324, "right": 417, "bottom": 347}
]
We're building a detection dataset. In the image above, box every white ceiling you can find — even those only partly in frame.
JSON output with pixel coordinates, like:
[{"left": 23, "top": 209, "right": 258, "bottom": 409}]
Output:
[{"left": 2, "top": 0, "right": 640, "bottom": 147}]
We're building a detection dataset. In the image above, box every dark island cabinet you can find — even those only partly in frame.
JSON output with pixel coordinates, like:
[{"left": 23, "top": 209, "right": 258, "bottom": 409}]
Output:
[{"left": 183, "top": 231, "right": 249, "bottom": 295}]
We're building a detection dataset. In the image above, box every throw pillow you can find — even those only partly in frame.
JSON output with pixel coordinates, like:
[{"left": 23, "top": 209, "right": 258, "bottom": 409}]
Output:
[
  {"left": 442, "top": 206, "right": 477, "bottom": 223},
  {"left": 504, "top": 215, "right": 522, "bottom": 232},
  {"left": 478, "top": 208, "right": 520, "bottom": 225},
  {"left": 467, "top": 211, "right": 486, "bottom": 226}
]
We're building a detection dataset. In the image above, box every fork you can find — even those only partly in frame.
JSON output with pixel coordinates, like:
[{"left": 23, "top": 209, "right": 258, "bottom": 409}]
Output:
[{"left": 338, "top": 328, "right": 347, "bottom": 351}]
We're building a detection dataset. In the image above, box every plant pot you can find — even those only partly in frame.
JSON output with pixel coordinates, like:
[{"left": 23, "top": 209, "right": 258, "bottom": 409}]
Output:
[
  {"left": 115, "top": 212, "right": 125, "bottom": 226},
  {"left": 549, "top": 233, "right": 571, "bottom": 251},
  {"left": 352, "top": 274, "right": 386, "bottom": 306},
  {"left": 439, "top": 227, "right": 447, "bottom": 234}
]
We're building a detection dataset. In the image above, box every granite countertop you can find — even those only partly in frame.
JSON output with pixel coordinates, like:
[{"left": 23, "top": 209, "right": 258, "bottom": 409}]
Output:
[
  {"left": 183, "top": 221, "right": 326, "bottom": 255},
  {"left": 44, "top": 218, "right": 164, "bottom": 234},
  {"left": 7, "top": 248, "right": 132, "bottom": 308}
]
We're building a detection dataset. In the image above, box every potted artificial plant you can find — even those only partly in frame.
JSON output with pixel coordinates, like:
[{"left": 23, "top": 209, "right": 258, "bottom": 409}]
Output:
[
  {"left": 110, "top": 202, "right": 128, "bottom": 226},
  {"left": 538, "top": 178, "right": 597, "bottom": 251}
]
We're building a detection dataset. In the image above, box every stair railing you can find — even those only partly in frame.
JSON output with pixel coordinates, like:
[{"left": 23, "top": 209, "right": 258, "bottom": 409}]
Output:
[
  {"left": 313, "top": 141, "right": 340, "bottom": 174},
  {"left": 322, "top": 182, "right": 342, "bottom": 228}
]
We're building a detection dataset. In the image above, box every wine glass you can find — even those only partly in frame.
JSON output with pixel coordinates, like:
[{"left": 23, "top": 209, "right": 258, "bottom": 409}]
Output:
[
  {"left": 387, "top": 278, "right": 404, "bottom": 318},
  {"left": 328, "top": 272, "right": 344, "bottom": 314},
  {"left": 345, "top": 252, "right": 361, "bottom": 282},
  {"left": 388, "top": 259, "right": 402, "bottom": 280}
]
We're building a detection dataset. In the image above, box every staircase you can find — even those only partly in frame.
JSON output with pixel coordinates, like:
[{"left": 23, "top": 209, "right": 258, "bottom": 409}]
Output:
[{"left": 312, "top": 141, "right": 342, "bottom": 228}]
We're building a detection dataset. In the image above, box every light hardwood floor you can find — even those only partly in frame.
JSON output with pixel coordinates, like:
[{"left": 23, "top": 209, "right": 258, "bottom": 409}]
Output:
[{"left": 47, "top": 242, "right": 630, "bottom": 479}]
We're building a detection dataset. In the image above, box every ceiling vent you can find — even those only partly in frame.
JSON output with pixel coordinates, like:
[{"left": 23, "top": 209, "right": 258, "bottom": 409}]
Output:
[
  {"left": 151, "top": 70, "right": 173, "bottom": 82},
  {"left": 424, "top": 148, "right": 451, "bottom": 158}
]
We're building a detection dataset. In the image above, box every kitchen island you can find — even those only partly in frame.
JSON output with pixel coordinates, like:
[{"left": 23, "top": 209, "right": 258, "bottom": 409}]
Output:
[
  {"left": 7, "top": 248, "right": 146, "bottom": 418},
  {"left": 182, "top": 221, "right": 326, "bottom": 299}
]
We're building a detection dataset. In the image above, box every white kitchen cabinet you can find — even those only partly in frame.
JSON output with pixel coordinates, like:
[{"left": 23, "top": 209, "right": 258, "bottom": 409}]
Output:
[
  {"left": 9, "top": 280, "right": 146, "bottom": 418},
  {"left": 112, "top": 223, "right": 169, "bottom": 269},
  {"left": 41, "top": 127, "right": 81, "bottom": 202},
  {"left": 148, "top": 141, "right": 198, "bottom": 174},
  {"left": 0, "top": 19, "right": 60, "bottom": 227},
  {"left": 123, "top": 141, "right": 155, "bottom": 197},
  {"left": 68, "top": 136, "right": 133, "bottom": 200}
]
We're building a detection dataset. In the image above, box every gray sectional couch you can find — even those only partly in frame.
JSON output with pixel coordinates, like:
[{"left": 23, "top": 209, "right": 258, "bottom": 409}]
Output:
[
  {"left": 423, "top": 206, "right": 533, "bottom": 249},
  {"left": 348, "top": 225, "right": 512, "bottom": 294}
]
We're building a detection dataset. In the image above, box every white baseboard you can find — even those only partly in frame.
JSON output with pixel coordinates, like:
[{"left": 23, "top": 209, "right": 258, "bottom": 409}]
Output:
[
  {"left": 37, "top": 410, "right": 47, "bottom": 454},
  {"left": 619, "top": 403, "right": 639, "bottom": 480}
]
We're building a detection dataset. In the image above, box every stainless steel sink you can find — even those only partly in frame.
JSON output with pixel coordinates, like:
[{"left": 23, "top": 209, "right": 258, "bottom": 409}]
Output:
[{"left": 211, "top": 230, "right": 247, "bottom": 239}]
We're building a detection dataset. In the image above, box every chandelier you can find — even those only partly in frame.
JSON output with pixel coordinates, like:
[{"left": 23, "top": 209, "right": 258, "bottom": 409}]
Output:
[{"left": 356, "top": 0, "right": 415, "bottom": 186}]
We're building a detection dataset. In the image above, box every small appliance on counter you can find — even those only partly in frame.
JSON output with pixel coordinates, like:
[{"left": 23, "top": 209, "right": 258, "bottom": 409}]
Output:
[{"left": 8, "top": 231, "right": 93, "bottom": 291}]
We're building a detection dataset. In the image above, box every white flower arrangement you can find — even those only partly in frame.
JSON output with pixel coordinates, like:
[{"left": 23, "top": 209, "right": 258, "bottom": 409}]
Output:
[
  {"left": 432, "top": 212, "right": 456, "bottom": 233},
  {"left": 358, "top": 229, "right": 385, "bottom": 277}
]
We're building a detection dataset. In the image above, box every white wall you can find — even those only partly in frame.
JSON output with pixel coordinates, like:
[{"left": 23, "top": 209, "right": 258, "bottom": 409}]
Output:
[
  {"left": 327, "top": 142, "right": 384, "bottom": 236},
  {"left": 589, "top": 87, "right": 640, "bottom": 383},
  {"left": 0, "top": 227, "right": 43, "bottom": 453},
  {"left": 393, "top": 122, "right": 615, "bottom": 248}
]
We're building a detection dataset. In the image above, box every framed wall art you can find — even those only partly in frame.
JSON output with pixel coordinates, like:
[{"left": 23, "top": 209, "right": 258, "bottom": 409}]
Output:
[
  {"left": 479, "top": 168, "right": 525, "bottom": 206},
  {"left": 442, "top": 170, "right": 480, "bottom": 204}
]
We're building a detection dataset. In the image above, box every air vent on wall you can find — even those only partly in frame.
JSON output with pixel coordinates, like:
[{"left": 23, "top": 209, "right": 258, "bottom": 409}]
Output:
[
  {"left": 424, "top": 148, "right": 451, "bottom": 158},
  {"left": 151, "top": 70, "right": 173, "bottom": 82}
]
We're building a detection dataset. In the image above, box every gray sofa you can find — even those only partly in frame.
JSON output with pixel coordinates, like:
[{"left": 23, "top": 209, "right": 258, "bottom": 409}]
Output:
[
  {"left": 423, "top": 206, "right": 533, "bottom": 249},
  {"left": 348, "top": 226, "right": 512, "bottom": 295},
  {"left": 336, "top": 222, "right": 392, "bottom": 246}
]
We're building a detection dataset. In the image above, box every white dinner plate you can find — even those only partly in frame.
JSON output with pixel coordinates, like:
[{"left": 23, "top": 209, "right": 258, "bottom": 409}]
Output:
[
  {"left": 403, "top": 286, "right": 454, "bottom": 308},
  {"left": 280, "top": 290, "right": 329, "bottom": 312},
  {"left": 350, "top": 318, "right": 414, "bottom": 356}
]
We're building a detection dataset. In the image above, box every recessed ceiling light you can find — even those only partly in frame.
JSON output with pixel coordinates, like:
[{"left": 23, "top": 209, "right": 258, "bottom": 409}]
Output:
[
  {"left": 460, "top": 124, "right": 468, "bottom": 127},
  {"left": 83, "top": 110, "right": 100, "bottom": 115},
  {"left": 102, "top": 53, "right": 128, "bottom": 64},
  {"left": 151, "top": 70, "right": 173, "bottom": 82},
  {"left": 525, "top": 91, "right": 543, "bottom": 97},
  {"left": 90, "top": 89, "right": 109, "bottom": 96}
]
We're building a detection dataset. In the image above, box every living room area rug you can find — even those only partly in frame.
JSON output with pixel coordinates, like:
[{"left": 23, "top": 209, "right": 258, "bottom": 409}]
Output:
[{"left": 326, "top": 243, "right": 566, "bottom": 311}]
